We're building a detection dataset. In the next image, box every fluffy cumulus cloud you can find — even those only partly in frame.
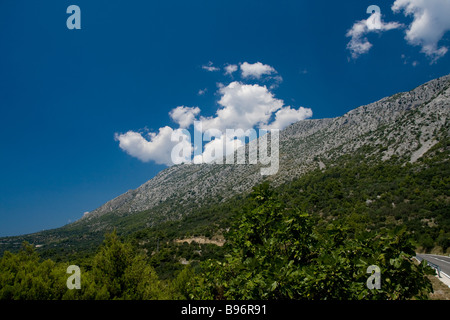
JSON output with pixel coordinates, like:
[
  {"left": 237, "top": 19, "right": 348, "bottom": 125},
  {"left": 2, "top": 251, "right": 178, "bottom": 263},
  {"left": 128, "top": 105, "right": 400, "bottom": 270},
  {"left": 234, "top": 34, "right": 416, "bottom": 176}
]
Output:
[
  {"left": 264, "top": 106, "right": 313, "bottom": 130},
  {"left": 169, "top": 106, "right": 200, "bottom": 128},
  {"left": 346, "top": 12, "right": 403, "bottom": 59},
  {"left": 240, "top": 62, "right": 277, "bottom": 79},
  {"left": 192, "top": 81, "right": 311, "bottom": 163},
  {"left": 115, "top": 127, "right": 190, "bottom": 166},
  {"left": 116, "top": 62, "right": 312, "bottom": 165},
  {"left": 193, "top": 132, "right": 246, "bottom": 164},
  {"left": 200, "top": 81, "right": 284, "bottom": 132},
  {"left": 224, "top": 64, "right": 238, "bottom": 75},
  {"left": 392, "top": 0, "right": 450, "bottom": 61}
]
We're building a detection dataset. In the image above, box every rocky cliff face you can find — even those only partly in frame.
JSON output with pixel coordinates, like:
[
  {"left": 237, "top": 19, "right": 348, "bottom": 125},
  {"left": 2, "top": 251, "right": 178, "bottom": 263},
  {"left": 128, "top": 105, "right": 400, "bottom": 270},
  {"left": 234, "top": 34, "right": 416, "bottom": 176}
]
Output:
[{"left": 79, "top": 75, "right": 450, "bottom": 226}]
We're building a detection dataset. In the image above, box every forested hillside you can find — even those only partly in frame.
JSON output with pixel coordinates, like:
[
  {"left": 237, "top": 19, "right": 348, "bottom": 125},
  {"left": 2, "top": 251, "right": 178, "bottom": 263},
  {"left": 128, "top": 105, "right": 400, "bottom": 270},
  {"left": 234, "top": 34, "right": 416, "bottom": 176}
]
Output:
[{"left": 0, "top": 137, "right": 447, "bottom": 300}]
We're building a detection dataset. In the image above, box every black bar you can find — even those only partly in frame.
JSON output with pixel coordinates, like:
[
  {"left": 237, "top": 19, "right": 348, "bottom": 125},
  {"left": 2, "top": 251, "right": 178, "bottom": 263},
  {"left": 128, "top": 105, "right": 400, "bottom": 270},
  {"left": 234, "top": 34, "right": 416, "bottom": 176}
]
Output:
[{"left": 0, "top": 300, "right": 445, "bottom": 318}]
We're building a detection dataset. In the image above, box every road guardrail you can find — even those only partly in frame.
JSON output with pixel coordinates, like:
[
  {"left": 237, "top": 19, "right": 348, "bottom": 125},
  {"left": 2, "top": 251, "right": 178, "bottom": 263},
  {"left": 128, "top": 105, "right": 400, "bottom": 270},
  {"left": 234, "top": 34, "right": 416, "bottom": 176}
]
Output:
[{"left": 415, "top": 255, "right": 442, "bottom": 278}]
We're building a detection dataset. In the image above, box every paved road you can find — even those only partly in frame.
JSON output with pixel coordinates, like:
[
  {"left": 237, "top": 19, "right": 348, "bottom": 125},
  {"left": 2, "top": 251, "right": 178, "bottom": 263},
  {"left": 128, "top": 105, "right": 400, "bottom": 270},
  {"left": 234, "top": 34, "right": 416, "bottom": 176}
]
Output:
[{"left": 416, "top": 254, "right": 450, "bottom": 277}]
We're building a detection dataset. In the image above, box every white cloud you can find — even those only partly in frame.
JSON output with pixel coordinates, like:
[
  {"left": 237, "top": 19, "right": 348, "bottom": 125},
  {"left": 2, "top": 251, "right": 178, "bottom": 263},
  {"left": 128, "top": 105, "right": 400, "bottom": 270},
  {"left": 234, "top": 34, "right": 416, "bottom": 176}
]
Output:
[
  {"left": 193, "top": 132, "right": 246, "bottom": 164},
  {"left": 240, "top": 62, "right": 276, "bottom": 79},
  {"left": 116, "top": 65, "right": 313, "bottom": 166},
  {"left": 224, "top": 64, "right": 238, "bottom": 75},
  {"left": 198, "top": 88, "right": 207, "bottom": 96},
  {"left": 263, "top": 106, "right": 313, "bottom": 130},
  {"left": 202, "top": 61, "right": 219, "bottom": 72},
  {"left": 192, "top": 81, "right": 311, "bottom": 163},
  {"left": 169, "top": 106, "right": 201, "bottom": 128},
  {"left": 269, "top": 75, "right": 283, "bottom": 90},
  {"left": 115, "top": 127, "right": 191, "bottom": 166},
  {"left": 346, "top": 12, "right": 403, "bottom": 59},
  {"left": 199, "top": 81, "right": 284, "bottom": 132},
  {"left": 392, "top": 0, "right": 450, "bottom": 61}
]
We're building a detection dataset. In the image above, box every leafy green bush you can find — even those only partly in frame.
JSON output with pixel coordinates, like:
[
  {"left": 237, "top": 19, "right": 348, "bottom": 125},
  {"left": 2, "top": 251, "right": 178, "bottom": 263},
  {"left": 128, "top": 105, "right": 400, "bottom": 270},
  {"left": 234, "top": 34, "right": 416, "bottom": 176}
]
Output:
[
  {"left": 188, "top": 185, "right": 434, "bottom": 300},
  {"left": 0, "top": 242, "right": 66, "bottom": 300}
]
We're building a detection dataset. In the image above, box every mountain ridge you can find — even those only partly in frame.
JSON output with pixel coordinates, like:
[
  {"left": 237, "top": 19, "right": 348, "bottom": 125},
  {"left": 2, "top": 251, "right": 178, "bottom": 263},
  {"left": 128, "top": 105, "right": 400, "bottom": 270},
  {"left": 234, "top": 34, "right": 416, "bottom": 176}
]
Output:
[
  {"left": 0, "top": 74, "right": 448, "bottom": 255},
  {"left": 80, "top": 74, "right": 450, "bottom": 223}
]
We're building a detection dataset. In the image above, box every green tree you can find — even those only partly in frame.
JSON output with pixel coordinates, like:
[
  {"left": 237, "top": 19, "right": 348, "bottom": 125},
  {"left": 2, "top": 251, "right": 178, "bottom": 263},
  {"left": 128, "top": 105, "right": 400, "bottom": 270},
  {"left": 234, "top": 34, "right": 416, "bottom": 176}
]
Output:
[
  {"left": 0, "top": 242, "right": 66, "bottom": 300},
  {"left": 190, "top": 183, "right": 317, "bottom": 299},
  {"left": 170, "top": 265, "right": 196, "bottom": 300},
  {"left": 303, "top": 225, "right": 434, "bottom": 300},
  {"left": 189, "top": 183, "right": 434, "bottom": 300},
  {"left": 88, "top": 230, "right": 169, "bottom": 300}
]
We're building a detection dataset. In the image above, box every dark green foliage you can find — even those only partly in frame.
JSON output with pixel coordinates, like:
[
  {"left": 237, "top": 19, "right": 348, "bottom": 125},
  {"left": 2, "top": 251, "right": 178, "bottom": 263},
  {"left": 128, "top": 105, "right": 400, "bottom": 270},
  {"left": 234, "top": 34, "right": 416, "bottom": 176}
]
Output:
[
  {"left": 85, "top": 230, "right": 168, "bottom": 299},
  {"left": 0, "top": 233, "right": 170, "bottom": 300},
  {"left": 304, "top": 225, "right": 434, "bottom": 300},
  {"left": 0, "top": 139, "right": 447, "bottom": 300},
  {"left": 0, "top": 242, "right": 66, "bottom": 300},
  {"left": 187, "top": 185, "right": 434, "bottom": 300},
  {"left": 0, "top": 184, "right": 439, "bottom": 300},
  {"left": 275, "top": 139, "right": 450, "bottom": 253}
]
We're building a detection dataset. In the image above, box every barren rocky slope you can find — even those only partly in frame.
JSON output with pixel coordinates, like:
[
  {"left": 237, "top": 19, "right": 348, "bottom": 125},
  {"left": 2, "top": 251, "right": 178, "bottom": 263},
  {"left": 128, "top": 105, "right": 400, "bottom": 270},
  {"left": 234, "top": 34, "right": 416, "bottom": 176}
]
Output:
[
  {"left": 1, "top": 75, "right": 448, "bottom": 254},
  {"left": 79, "top": 74, "right": 449, "bottom": 226}
]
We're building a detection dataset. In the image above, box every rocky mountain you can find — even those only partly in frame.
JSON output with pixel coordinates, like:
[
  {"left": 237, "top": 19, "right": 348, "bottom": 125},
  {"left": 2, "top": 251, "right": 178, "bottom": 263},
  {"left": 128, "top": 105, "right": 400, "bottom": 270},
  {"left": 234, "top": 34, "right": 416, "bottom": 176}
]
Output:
[
  {"left": 0, "top": 74, "right": 448, "bottom": 253},
  {"left": 79, "top": 74, "right": 450, "bottom": 225}
]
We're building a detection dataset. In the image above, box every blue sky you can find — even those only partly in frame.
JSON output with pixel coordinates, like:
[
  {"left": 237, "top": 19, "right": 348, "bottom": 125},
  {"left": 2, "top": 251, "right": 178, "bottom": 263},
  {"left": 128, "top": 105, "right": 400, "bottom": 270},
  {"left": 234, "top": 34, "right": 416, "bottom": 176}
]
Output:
[{"left": 0, "top": 0, "right": 449, "bottom": 236}]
